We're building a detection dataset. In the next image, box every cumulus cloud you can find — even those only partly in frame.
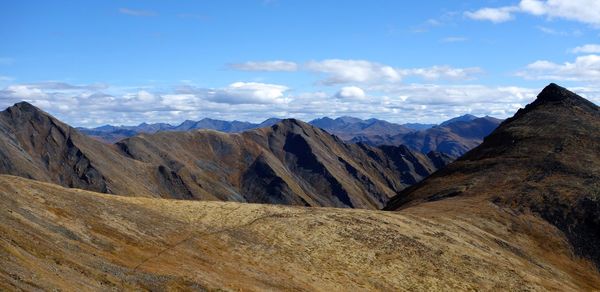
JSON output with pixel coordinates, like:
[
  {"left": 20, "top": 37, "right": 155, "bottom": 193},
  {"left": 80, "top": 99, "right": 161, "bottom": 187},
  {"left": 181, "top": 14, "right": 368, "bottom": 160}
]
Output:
[
  {"left": 118, "top": 8, "right": 157, "bottom": 17},
  {"left": 571, "top": 44, "right": 600, "bottom": 54},
  {"left": 306, "top": 59, "right": 402, "bottom": 84},
  {"left": 229, "top": 61, "right": 298, "bottom": 72},
  {"left": 465, "top": 0, "right": 600, "bottom": 26},
  {"left": 516, "top": 54, "right": 600, "bottom": 81},
  {"left": 335, "top": 86, "right": 366, "bottom": 99},
  {"left": 306, "top": 59, "right": 481, "bottom": 84},
  {"left": 179, "top": 82, "right": 290, "bottom": 105}
]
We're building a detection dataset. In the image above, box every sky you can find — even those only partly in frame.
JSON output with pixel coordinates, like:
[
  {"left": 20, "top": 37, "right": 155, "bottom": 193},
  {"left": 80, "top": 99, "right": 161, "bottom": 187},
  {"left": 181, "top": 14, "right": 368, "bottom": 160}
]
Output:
[{"left": 1, "top": 0, "right": 600, "bottom": 127}]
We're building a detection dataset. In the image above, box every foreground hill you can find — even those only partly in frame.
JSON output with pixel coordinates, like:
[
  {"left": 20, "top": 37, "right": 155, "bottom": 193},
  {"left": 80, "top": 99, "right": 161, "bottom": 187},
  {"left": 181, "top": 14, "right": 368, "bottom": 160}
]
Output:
[
  {"left": 352, "top": 116, "right": 502, "bottom": 157},
  {"left": 386, "top": 83, "right": 600, "bottom": 268},
  {"left": 0, "top": 103, "right": 447, "bottom": 208},
  {"left": 1, "top": 175, "right": 598, "bottom": 290}
]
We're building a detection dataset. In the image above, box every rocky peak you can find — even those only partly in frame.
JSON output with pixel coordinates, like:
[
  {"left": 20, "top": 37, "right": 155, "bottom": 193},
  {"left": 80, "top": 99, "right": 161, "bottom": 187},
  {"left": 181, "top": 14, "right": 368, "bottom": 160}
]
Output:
[{"left": 531, "top": 83, "right": 598, "bottom": 110}]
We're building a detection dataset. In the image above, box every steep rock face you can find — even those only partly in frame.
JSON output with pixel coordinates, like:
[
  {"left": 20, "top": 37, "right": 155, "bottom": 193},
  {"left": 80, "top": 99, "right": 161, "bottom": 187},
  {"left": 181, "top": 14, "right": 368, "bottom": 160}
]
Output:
[{"left": 385, "top": 83, "right": 600, "bottom": 267}]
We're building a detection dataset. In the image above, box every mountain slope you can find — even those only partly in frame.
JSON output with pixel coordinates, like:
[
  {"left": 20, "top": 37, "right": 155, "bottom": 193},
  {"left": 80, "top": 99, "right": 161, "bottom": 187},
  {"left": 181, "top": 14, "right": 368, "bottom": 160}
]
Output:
[
  {"left": 1, "top": 175, "right": 599, "bottom": 290},
  {"left": 0, "top": 102, "right": 446, "bottom": 208},
  {"left": 116, "top": 119, "right": 448, "bottom": 208},
  {"left": 353, "top": 116, "right": 502, "bottom": 157},
  {"left": 385, "top": 83, "right": 600, "bottom": 268},
  {"left": 0, "top": 102, "right": 162, "bottom": 196}
]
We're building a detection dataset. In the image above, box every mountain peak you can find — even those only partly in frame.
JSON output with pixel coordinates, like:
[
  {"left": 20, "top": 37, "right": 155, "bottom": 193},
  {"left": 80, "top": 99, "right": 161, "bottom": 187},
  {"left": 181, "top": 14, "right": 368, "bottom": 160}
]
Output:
[
  {"left": 7, "top": 101, "right": 40, "bottom": 114},
  {"left": 532, "top": 83, "right": 597, "bottom": 110},
  {"left": 537, "top": 83, "right": 577, "bottom": 102}
]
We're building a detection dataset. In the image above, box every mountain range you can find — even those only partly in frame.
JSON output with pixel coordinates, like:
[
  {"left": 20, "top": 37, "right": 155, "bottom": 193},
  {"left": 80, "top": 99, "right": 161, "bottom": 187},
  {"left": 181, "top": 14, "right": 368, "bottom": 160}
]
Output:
[
  {"left": 351, "top": 116, "right": 503, "bottom": 157},
  {"left": 80, "top": 114, "right": 501, "bottom": 158},
  {"left": 2, "top": 83, "right": 600, "bottom": 290},
  {"left": 0, "top": 102, "right": 451, "bottom": 209}
]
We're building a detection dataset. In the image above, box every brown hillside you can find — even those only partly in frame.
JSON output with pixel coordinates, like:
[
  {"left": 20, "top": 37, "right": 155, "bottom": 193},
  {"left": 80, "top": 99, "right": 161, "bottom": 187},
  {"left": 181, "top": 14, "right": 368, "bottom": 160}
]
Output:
[
  {"left": 385, "top": 83, "right": 600, "bottom": 268},
  {"left": 1, "top": 175, "right": 599, "bottom": 291}
]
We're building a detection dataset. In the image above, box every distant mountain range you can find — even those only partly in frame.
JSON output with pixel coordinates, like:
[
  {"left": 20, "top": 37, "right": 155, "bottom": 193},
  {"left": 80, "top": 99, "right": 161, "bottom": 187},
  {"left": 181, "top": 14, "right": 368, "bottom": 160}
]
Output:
[
  {"left": 0, "top": 102, "right": 451, "bottom": 209},
  {"left": 77, "top": 117, "right": 283, "bottom": 143},
  {"left": 79, "top": 114, "right": 502, "bottom": 157},
  {"left": 351, "top": 116, "right": 503, "bottom": 157}
]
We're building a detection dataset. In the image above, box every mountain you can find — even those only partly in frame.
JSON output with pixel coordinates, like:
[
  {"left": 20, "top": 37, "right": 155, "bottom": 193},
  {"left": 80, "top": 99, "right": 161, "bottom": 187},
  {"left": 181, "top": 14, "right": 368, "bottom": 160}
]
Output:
[
  {"left": 2, "top": 174, "right": 599, "bottom": 290},
  {"left": 352, "top": 116, "right": 503, "bottom": 157},
  {"left": 116, "top": 118, "right": 450, "bottom": 208},
  {"left": 0, "top": 102, "right": 447, "bottom": 209},
  {"left": 402, "top": 122, "right": 436, "bottom": 131},
  {"left": 439, "top": 113, "right": 478, "bottom": 126},
  {"left": 385, "top": 84, "right": 600, "bottom": 269},
  {"left": 79, "top": 118, "right": 283, "bottom": 143},
  {"left": 170, "top": 118, "right": 256, "bottom": 132},
  {"left": 309, "top": 116, "right": 413, "bottom": 140}
]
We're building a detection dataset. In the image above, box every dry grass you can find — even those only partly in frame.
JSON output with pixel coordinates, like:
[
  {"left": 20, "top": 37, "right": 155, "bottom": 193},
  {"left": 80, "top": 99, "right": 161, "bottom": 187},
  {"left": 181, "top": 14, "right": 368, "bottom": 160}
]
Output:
[{"left": 1, "top": 175, "right": 599, "bottom": 291}]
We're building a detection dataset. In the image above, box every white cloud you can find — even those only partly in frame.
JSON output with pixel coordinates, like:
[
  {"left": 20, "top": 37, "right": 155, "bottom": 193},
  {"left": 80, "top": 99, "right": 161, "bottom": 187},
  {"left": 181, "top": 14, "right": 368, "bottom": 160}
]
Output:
[
  {"left": 306, "top": 59, "right": 481, "bottom": 84},
  {"left": 118, "top": 8, "right": 156, "bottom": 17},
  {"left": 465, "top": 6, "right": 518, "bottom": 23},
  {"left": 536, "top": 26, "right": 582, "bottom": 36},
  {"left": 406, "top": 66, "right": 482, "bottom": 81},
  {"left": 571, "top": 44, "right": 600, "bottom": 54},
  {"left": 2, "top": 85, "right": 47, "bottom": 99},
  {"left": 517, "top": 54, "right": 600, "bottom": 81},
  {"left": 3, "top": 80, "right": 596, "bottom": 127},
  {"left": 335, "top": 86, "right": 366, "bottom": 99},
  {"left": 229, "top": 61, "right": 298, "bottom": 72},
  {"left": 466, "top": 0, "right": 600, "bottom": 26},
  {"left": 306, "top": 59, "right": 403, "bottom": 84},
  {"left": 178, "top": 82, "right": 290, "bottom": 105}
]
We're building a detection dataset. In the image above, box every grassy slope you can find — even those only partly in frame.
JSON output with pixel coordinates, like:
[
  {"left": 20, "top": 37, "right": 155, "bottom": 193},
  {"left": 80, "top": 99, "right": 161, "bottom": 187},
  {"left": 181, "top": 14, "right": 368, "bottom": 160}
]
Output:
[{"left": 1, "top": 175, "right": 599, "bottom": 291}]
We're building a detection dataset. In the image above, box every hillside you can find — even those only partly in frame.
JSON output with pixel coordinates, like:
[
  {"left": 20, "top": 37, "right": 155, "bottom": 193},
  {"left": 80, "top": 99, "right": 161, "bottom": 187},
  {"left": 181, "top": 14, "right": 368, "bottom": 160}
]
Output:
[
  {"left": 1, "top": 175, "right": 598, "bottom": 291},
  {"left": 0, "top": 103, "right": 446, "bottom": 208},
  {"left": 385, "top": 83, "right": 600, "bottom": 268}
]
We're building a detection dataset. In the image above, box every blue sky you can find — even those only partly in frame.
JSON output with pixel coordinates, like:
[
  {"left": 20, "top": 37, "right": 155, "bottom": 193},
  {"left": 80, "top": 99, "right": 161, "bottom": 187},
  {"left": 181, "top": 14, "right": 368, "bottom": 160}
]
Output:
[{"left": 1, "top": 0, "right": 600, "bottom": 127}]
